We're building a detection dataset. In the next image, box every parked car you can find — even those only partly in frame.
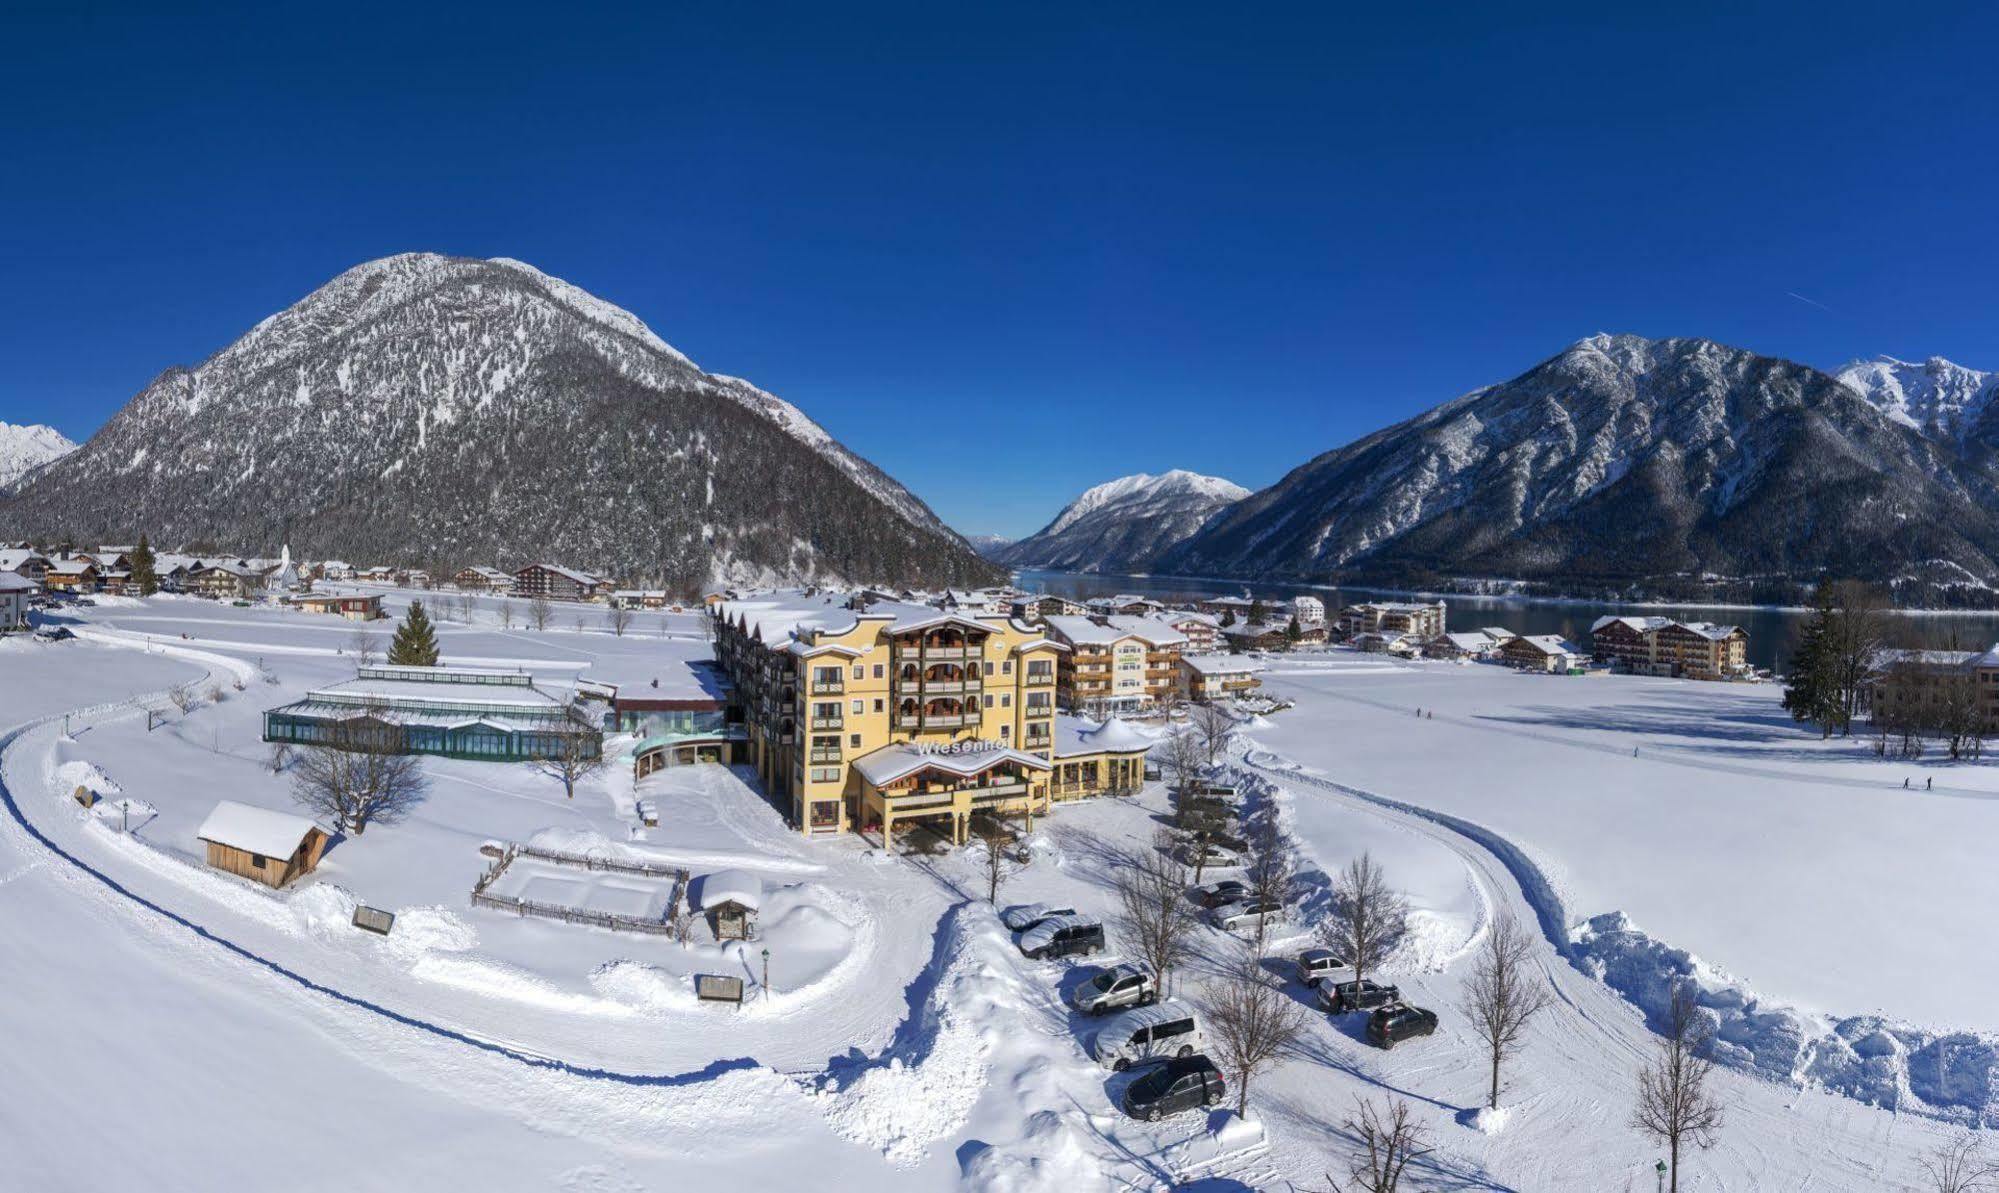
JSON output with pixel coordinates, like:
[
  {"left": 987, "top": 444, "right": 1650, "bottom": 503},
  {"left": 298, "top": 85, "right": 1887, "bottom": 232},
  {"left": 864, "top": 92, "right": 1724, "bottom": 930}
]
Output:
[
  {"left": 1189, "top": 878, "right": 1250, "bottom": 908},
  {"left": 1069, "top": 964, "right": 1158, "bottom": 1015},
  {"left": 1294, "top": 947, "right": 1346, "bottom": 986},
  {"left": 1001, "top": 902, "right": 1078, "bottom": 932},
  {"left": 1319, "top": 979, "right": 1401, "bottom": 1013},
  {"left": 1192, "top": 782, "right": 1238, "bottom": 800},
  {"left": 1120, "top": 1054, "right": 1226, "bottom": 1121},
  {"left": 1091, "top": 1001, "right": 1208, "bottom": 1071},
  {"left": 1366, "top": 1003, "right": 1439, "bottom": 1049},
  {"left": 1017, "top": 915, "right": 1106, "bottom": 961},
  {"left": 1175, "top": 840, "right": 1242, "bottom": 869},
  {"left": 1209, "top": 897, "right": 1286, "bottom": 932}
]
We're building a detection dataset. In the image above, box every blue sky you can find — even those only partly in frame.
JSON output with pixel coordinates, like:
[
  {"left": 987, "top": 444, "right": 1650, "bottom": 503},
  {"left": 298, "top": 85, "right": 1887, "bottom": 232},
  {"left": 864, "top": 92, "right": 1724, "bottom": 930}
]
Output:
[{"left": 5, "top": 4, "right": 1998, "bottom": 538}]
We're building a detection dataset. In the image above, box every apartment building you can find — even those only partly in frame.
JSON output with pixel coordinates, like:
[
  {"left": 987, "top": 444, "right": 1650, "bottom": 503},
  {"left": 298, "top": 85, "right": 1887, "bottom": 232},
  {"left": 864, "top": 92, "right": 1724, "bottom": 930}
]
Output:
[
  {"left": 1179, "top": 654, "right": 1264, "bottom": 702},
  {"left": 711, "top": 594, "right": 1148, "bottom": 845},
  {"left": 1589, "top": 616, "right": 1749, "bottom": 680},
  {"left": 1165, "top": 611, "right": 1221, "bottom": 654},
  {"left": 512, "top": 562, "right": 608, "bottom": 601},
  {"left": 1863, "top": 647, "right": 1999, "bottom": 735},
  {"left": 1042, "top": 614, "right": 1189, "bottom": 715},
  {"left": 1338, "top": 601, "right": 1447, "bottom": 639},
  {"left": 1291, "top": 595, "right": 1326, "bottom": 625}
]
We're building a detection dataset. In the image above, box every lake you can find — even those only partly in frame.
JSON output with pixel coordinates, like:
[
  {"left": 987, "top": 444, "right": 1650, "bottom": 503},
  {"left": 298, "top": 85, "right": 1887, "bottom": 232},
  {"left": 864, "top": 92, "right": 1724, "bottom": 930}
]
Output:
[{"left": 1010, "top": 569, "right": 1999, "bottom": 673}]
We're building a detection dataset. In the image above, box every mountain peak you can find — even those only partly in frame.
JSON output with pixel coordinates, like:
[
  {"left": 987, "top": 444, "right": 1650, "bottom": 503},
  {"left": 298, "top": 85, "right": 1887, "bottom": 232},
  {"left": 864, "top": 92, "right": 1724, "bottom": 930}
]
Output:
[
  {"left": 1836, "top": 354, "right": 1998, "bottom": 440},
  {"left": 0, "top": 421, "right": 78, "bottom": 492},
  {"left": 994, "top": 469, "right": 1249, "bottom": 573}
]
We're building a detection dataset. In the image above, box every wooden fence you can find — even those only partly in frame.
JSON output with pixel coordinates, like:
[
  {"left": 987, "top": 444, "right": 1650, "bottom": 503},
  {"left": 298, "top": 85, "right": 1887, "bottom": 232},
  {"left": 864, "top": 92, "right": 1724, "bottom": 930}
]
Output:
[{"left": 469, "top": 842, "right": 689, "bottom": 936}]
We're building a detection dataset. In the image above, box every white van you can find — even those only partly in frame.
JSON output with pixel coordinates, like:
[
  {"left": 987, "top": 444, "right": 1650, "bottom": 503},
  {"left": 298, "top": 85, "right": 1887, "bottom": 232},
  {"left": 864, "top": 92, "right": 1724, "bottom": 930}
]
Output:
[{"left": 1089, "top": 1001, "right": 1207, "bottom": 1072}]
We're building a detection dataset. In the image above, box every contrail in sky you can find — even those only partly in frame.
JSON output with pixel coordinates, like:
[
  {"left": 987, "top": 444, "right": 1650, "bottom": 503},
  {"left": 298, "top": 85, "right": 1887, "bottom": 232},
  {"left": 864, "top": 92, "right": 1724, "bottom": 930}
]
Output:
[{"left": 1786, "top": 291, "right": 1833, "bottom": 312}]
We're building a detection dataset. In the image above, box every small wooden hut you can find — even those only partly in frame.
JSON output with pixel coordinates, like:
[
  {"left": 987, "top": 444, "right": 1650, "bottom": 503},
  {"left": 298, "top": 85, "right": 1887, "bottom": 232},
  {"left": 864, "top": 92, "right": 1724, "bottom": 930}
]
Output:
[
  {"left": 196, "top": 800, "right": 329, "bottom": 889},
  {"left": 699, "top": 869, "right": 763, "bottom": 941}
]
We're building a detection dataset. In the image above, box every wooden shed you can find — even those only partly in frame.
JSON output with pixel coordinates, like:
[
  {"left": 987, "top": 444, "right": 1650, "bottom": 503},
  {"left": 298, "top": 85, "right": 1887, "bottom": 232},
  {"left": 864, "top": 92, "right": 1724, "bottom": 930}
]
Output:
[
  {"left": 699, "top": 869, "right": 763, "bottom": 941},
  {"left": 196, "top": 800, "right": 329, "bottom": 889}
]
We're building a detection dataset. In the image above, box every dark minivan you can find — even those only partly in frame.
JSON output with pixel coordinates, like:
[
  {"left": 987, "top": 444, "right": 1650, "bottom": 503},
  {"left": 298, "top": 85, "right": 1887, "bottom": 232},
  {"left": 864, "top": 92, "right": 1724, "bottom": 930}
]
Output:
[{"left": 1120, "top": 1055, "right": 1227, "bottom": 1121}]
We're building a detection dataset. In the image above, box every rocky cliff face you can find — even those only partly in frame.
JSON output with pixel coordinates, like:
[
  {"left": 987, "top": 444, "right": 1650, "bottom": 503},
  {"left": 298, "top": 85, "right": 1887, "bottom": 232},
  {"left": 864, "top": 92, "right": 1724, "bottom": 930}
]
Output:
[
  {"left": 1163, "top": 334, "right": 1999, "bottom": 588},
  {"left": 0, "top": 254, "right": 998, "bottom": 589}
]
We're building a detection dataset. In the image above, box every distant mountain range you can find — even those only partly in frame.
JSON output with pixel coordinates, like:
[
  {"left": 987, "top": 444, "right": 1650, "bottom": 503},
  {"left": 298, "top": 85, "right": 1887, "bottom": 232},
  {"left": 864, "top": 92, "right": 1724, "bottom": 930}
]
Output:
[
  {"left": 992, "top": 470, "right": 1249, "bottom": 574},
  {"left": 0, "top": 254, "right": 998, "bottom": 590},
  {"left": 1155, "top": 335, "right": 1999, "bottom": 595},
  {"left": 0, "top": 422, "right": 77, "bottom": 494}
]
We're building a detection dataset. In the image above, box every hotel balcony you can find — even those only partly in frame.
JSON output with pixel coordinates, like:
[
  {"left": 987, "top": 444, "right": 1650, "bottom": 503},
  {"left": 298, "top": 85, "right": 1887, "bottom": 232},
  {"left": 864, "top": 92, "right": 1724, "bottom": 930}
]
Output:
[
  {"left": 809, "top": 748, "right": 841, "bottom": 763},
  {"left": 899, "top": 644, "right": 972, "bottom": 661},
  {"left": 1023, "top": 672, "right": 1054, "bottom": 686},
  {"left": 810, "top": 715, "right": 843, "bottom": 730},
  {"left": 811, "top": 680, "right": 844, "bottom": 694},
  {"left": 893, "top": 712, "right": 969, "bottom": 729}
]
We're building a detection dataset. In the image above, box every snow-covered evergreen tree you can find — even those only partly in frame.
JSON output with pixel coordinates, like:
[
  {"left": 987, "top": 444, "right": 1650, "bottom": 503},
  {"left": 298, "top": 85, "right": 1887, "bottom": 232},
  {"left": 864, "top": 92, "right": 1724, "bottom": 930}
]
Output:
[{"left": 388, "top": 601, "right": 440, "bottom": 667}]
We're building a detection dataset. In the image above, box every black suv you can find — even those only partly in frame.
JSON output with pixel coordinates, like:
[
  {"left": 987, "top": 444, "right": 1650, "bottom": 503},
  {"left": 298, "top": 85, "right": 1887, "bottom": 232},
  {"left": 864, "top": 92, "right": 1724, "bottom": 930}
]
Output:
[
  {"left": 1017, "top": 917, "right": 1106, "bottom": 961},
  {"left": 1366, "top": 1003, "right": 1439, "bottom": 1049},
  {"left": 1120, "top": 1055, "right": 1227, "bottom": 1121},
  {"left": 1319, "top": 978, "right": 1400, "bottom": 1013}
]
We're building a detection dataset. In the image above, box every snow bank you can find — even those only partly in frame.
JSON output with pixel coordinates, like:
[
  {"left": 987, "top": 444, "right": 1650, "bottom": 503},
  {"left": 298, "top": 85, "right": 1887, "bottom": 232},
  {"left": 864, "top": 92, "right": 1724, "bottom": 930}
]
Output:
[
  {"left": 960, "top": 1109, "right": 1109, "bottom": 1193},
  {"left": 1575, "top": 911, "right": 1999, "bottom": 1124},
  {"left": 55, "top": 759, "right": 121, "bottom": 799}
]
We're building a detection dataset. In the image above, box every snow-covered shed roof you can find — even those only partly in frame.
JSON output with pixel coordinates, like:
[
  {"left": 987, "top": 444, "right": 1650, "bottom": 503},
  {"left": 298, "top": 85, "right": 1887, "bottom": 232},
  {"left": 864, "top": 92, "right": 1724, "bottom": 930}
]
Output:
[
  {"left": 698, "top": 869, "right": 764, "bottom": 912},
  {"left": 196, "top": 800, "right": 321, "bottom": 859},
  {"left": 852, "top": 741, "right": 1052, "bottom": 786}
]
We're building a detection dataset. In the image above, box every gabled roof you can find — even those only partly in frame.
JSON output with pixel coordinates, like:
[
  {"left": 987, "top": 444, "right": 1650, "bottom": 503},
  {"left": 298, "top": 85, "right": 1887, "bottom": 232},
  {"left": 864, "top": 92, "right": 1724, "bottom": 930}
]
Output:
[
  {"left": 196, "top": 800, "right": 321, "bottom": 859},
  {"left": 697, "top": 869, "right": 763, "bottom": 912},
  {"left": 1180, "top": 653, "right": 1263, "bottom": 676},
  {"left": 852, "top": 742, "right": 1052, "bottom": 786},
  {"left": 1509, "top": 634, "right": 1578, "bottom": 655}
]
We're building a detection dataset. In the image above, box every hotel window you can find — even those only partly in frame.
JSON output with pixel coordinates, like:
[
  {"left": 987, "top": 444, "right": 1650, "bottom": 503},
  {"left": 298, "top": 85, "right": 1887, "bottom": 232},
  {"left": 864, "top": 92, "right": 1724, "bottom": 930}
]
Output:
[
  {"left": 811, "top": 767, "right": 841, "bottom": 783},
  {"left": 874, "top": 664, "right": 884, "bottom": 678},
  {"left": 1002, "top": 660, "right": 1012, "bottom": 675},
  {"left": 1000, "top": 693, "right": 1011, "bottom": 708},
  {"left": 852, "top": 664, "right": 864, "bottom": 680},
  {"left": 874, "top": 698, "right": 885, "bottom": 712},
  {"left": 999, "top": 724, "right": 1011, "bottom": 738},
  {"left": 984, "top": 661, "right": 994, "bottom": 677},
  {"left": 851, "top": 698, "right": 863, "bottom": 714},
  {"left": 849, "top": 733, "right": 861, "bottom": 748},
  {"left": 983, "top": 694, "right": 994, "bottom": 708}
]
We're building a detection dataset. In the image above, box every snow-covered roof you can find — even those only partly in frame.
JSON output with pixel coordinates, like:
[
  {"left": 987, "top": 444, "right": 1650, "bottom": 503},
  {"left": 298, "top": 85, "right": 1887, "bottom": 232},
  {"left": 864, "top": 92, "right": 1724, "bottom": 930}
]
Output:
[
  {"left": 1510, "top": 635, "right": 1578, "bottom": 655},
  {"left": 1591, "top": 614, "right": 1674, "bottom": 634},
  {"left": 1099, "top": 998, "right": 1200, "bottom": 1037},
  {"left": 1051, "top": 715, "right": 1155, "bottom": 758},
  {"left": 1044, "top": 614, "right": 1187, "bottom": 649},
  {"left": 698, "top": 869, "right": 763, "bottom": 912},
  {"left": 1180, "top": 653, "right": 1263, "bottom": 676},
  {"left": 0, "top": 571, "right": 36, "bottom": 593},
  {"left": 0, "top": 548, "right": 46, "bottom": 570},
  {"left": 1434, "top": 632, "right": 1494, "bottom": 652},
  {"left": 852, "top": 741, "right": 1051, "bottom": 786},
  {"left": 519, "top": 562, "right": 602, "bottom": 585},
  {"left": 196, "top": 800, "right": 321, "bottom": 859}
]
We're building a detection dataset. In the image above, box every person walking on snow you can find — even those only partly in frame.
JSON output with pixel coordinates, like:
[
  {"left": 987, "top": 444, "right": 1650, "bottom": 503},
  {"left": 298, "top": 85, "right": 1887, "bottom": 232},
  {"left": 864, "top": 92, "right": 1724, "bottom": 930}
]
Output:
[
  {"left": 1904, "top": 778, "right": 1911, "bottom": 789},
  {"left": 1928, "top": 777, "right": 1933, "bottom": 790}
]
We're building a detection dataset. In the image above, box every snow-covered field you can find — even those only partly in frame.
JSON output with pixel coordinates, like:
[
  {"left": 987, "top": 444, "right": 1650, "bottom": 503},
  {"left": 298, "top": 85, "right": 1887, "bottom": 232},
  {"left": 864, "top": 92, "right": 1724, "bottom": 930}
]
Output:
[{"left": 1, "top": 597, "right": 1989, "bottom": 1189}]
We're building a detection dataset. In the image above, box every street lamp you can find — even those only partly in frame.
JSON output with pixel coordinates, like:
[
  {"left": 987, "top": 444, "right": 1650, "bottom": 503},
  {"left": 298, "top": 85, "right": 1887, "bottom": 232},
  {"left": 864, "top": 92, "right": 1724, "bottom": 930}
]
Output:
[
  {"left": 761, "top": 947, "right": 771, "bottom": 997},
  {"left": 1655, "top": 1159, "right": 1667, "bottom": 1193}
]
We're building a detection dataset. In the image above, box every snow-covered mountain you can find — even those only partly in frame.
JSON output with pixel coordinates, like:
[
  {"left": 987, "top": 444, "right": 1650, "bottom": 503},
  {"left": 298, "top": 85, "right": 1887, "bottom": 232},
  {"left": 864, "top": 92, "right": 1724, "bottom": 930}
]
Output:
[
  {"left": 994, "top": 470, "right": 1249, "bottom": 573},
  {"left": 1836, "top": 355, "right": 1999, "bottom": 444},
  {"left": 963, "top": 533, "right": 1012, "bottom": 559},
  {"left": 1163, "top": 334, "right": 1999, "bottom": 588},
  {"left": 0, "top": 254, "right": 997, "bottom": 589},
  {"left": 0, "top": 422, "right": 77, "bottom": 493}
]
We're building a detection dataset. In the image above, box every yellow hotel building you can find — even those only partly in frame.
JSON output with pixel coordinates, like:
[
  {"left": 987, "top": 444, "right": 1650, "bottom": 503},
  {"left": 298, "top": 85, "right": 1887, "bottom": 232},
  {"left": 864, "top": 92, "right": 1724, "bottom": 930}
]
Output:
[{"left": 712, "top": 594, "right": 1151, "bottom": 845}]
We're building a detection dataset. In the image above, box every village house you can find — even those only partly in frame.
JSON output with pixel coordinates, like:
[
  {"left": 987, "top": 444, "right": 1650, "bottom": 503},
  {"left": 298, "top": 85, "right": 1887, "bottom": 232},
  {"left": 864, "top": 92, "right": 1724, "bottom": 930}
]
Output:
[
  {"left": 1011, "top": 593, "right": 1087, "bottom": 621},
  {"left": 1221, "top": 618, "right": 1328, "bottom": 652},
  {"left": 320, "top": 560, "right": 355, "bottom": 581},
  {"left": 1351, "top": 631, "right": 1418, "bottom": 655},
  {"left": 1589, "top": 616, "right": 1750, "bottom": 680},
  {"left": 195, "top": 800, "right": 329, "bottom": 889},
  {"left": 1426, "top": 631, "right": 1501, "bottom": 660},
  {"left": 1087, "top": 594, "right": 1166, "bottom": 618},
  {"left": 1178, "top": 653, "right": 1265, "bottom": 702},
  {"left": 1499, "top": 634, "right": 1582, "bottom": 673},
  {"left": 1861, "top": 647, "right": 1999, "bottom": 736},
  {"left": 289, "top": 592, "right": 384, "bottom": 621},
  {"left": 1043, "top": 614, "right": 1189, "bottom": 716},
  {"left": 1291, "top": 594, "right": 1326, "bottom": 625},
  {"left": 1165, "top": 610, "right": 1222, "bottom": 653},
  {"left": 709, "top": 593, "right": 1153, "bottom": 844},
  {"left": 512, "top": 562, "right": 608, "bottom": 602},
  {"left": 186, "top": 561, "right": 265, "bottom": 599},
  {"left": 42, "top": 556, "right": 100, "bottom": 593},
  {"left": 0, "top": 548, "right": 50, "bottom": 585},
  {"left": 0, "top": 571, "right": 35, "bottom": 629},
  {"left": 1338, "top": 600, "right": 1448, "bottom": 639},
  {"left": 453, "top": 565, "right": 513, "bottom": 591},
  {"left": 608, "top": 589, "right": 672, "bottom": 610}
]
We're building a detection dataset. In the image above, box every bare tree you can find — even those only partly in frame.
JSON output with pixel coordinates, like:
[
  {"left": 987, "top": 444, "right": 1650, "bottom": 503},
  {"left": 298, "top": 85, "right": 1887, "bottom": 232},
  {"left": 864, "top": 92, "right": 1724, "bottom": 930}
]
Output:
[
  {"left": 1241, "top": 817, "right": 1294, "bottom": 952},
  {"left": 1202, "top": 948, "right": 1308, "bottom": 1116},
  {"left": 1190, "top": 702, "right": 1234, "bottom": 764},
  {"left": 534, "top": 720, "right": 605, "bottom": 799},
  {"left": 1325, "top": 1096, "right": 1433, "bottom": 1193},
  {"left": 1633, "top": 986, "right": 1725, "bottom": 1193},
  {"left": 972, "top": 818, "right": 1014, "bottom": 904},
  {"left": 288, "top": 719, "right": 429, "bottom": 835},
  {"left": 1923, "top": 1132, "right": 1999, "bottom": 1193},
  {"left": 167, "top": 682, "right": 197, "bottom": 715},
  {"left": 349, "top": 625, "right": 380, "bottom": 666},
  {"left": 1163, "top": 726, "right": 1205, "bottom": 802},
  {"left": 266, "top": 741, "right": 293, "bottom": 774},
  {"left": 607, "top": 603, "right": 633, "bottom": 637},
  {"left": 528, "top": 596, "right": 554, "bottom": 631},
  {"left": 498, "top": 599, "right": 516, "bottom": 630},
  {"left": 1326, "top": 852, "right": 1409, "bottom": 985},
  {"left": 1457, "top": 913, "right": 1552, "bottom": 1111},
  {"left": 1111, "top": 830, "right": 1200, "bottom": 995}
]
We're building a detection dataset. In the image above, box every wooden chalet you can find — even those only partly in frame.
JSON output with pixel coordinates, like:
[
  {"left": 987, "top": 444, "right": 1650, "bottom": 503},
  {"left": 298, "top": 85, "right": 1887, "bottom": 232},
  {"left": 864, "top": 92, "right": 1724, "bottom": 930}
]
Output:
[{"left": 195, "top": 800, "right": 329, "bottom": 889}]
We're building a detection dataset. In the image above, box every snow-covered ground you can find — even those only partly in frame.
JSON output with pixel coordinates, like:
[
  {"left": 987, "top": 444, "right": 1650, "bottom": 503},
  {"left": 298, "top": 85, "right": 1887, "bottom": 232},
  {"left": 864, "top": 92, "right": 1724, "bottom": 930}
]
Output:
[{"left": 2, "top": 600, "right": 1991, "bottom": 1189}]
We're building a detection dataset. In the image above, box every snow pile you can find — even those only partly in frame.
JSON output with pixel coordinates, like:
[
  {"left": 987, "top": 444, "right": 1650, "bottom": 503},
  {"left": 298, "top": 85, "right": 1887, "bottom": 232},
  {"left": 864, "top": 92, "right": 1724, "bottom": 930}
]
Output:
[
  {"left": 813, "top": 913, "right": 1016, "bottom": 1166},
  {"left": 590, "top": 961, "right": 700, "bottom": 1012},
  {"left": 1466, "top": 1106, "right": 1512, "bottom": 1135},
  {"left": 382, "top": 906, "right": 481, "bottom": 953},
  {"left": 960, "top": 1109, "right": 1109, "bottom": 1193},
  {"left": 54, "top": 759, "right": 120, "bottom": 800},
  {"left": 1574, "top": 911, "right": 1999, "bottom": 1124}
]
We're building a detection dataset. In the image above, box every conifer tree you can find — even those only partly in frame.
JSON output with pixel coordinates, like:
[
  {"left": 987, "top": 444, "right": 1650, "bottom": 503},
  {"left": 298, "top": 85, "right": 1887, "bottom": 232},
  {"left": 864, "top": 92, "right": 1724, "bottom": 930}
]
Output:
[
  {"left": 1285, "top": 613, "right": 1303, "bottom": 649},
  {"left": 1782, "top": 585, "right": 1838, "bottom": 736},
  {"left": 388, "top": 600, "right": 440, "bottom": 667},
  {"left": 130, "top": 534, "right": 158, "bottom": 597}
]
